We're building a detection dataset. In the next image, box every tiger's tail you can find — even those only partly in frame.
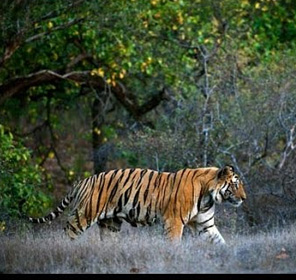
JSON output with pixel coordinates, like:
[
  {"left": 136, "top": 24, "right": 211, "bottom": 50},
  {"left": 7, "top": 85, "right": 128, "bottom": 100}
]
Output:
[{"left": 27, "top": 194, "right": 73, "bottom": 224}]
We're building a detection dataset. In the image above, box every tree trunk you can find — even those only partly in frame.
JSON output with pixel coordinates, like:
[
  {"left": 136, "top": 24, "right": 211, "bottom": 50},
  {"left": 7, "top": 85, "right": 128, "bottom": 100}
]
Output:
[{"left": 92, "top": 95, "right": 108, "bottom": 174}]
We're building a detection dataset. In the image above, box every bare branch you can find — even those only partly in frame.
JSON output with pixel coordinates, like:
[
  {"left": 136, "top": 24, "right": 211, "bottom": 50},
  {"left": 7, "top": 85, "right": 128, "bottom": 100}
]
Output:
[
  {"left": 66, "top": 53, "right": 93, "bottom": 72},
  {"left": 0, "top": 16, "right": 84, "bottom": 68},
  {"left": 25, "top": 18, "right": 84, "bottom": 43},
  {"left": 278, "top": 124, "right": 296, "bottom": 170},
  {"left": 13, "top": 120, "right": 49, "bottom": 138},
  {"left": 276, "top": 84, "right": 295, "bottom": 170},
  {"left": 0, "top": 70, "right": 59, "bottom": 105},
  {"left": 0, "top": 37, "right": 23, "bottom": 68},
  {"left": 33, "top": 0, "right": 85, "bottom": 24}
]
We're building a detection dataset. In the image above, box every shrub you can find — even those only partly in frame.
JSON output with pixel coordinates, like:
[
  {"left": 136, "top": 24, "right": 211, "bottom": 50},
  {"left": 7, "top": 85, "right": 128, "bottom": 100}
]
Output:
[{"left": 0, "top": 124, "right": 52, "bottom": 223}]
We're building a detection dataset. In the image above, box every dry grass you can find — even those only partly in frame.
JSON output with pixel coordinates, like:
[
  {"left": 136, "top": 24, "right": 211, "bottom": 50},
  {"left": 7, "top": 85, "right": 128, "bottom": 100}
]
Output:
[{"left": 1, "top": 221, "right": 296, "bottom": 274}]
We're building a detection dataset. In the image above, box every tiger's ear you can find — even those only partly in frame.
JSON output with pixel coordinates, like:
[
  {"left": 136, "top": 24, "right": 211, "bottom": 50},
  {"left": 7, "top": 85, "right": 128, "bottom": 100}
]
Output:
[{"left": 217, "top": 165, "right": 234, "bottom": 178}]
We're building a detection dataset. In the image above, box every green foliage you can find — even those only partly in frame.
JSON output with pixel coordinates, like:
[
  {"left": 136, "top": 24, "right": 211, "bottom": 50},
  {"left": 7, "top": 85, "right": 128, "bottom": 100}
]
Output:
[{"left": 0, "top": 124, "right": 52, "bottom": 219}]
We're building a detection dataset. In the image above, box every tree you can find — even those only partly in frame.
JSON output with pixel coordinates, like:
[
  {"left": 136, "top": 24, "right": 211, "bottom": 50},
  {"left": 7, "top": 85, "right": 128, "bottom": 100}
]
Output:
[{"left": 0, "top": 0, "right": 172, "bottom": 177}]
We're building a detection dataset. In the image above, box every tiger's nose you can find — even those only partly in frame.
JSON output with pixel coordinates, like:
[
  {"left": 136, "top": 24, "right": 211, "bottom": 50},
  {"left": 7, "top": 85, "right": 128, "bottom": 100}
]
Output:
[{"left": 241, "top": 195, "right": 246, "bottom": 201}]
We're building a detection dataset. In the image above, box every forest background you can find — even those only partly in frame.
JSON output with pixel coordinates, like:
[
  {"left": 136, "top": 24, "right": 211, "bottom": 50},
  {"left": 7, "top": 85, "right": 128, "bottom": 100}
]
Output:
[{"left": 1, "top": 1, "right": 296, "bottom": 272}]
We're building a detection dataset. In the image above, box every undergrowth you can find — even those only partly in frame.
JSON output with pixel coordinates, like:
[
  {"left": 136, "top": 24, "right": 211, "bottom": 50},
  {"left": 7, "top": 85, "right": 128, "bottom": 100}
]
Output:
[{"left": 1, "top": 220, "right": 296, "bottom": 274}]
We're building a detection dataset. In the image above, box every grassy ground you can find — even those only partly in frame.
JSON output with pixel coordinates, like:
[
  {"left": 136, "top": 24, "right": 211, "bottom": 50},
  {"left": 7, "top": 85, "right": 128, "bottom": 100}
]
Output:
[{"left": 1, "top": 220, "right": 296, "bottom": 274}]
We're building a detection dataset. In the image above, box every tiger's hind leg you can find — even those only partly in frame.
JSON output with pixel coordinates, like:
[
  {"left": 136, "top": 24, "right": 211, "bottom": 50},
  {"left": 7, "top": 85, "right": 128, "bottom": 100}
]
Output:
[
  {"left": 64, "top": 209, "right": 89, "bottom": 240},
  {"left": 98, "top": 217, "right": 122, "bottom": 232},
  {"left": 97, "top": 217, "right": 123, "bottom": 240}
]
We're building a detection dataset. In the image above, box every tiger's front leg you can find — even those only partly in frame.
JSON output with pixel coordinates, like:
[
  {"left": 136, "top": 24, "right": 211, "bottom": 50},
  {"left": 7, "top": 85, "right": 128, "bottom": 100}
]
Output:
[
  {"left": 198, "top": 223, "right": 226, "bottom": 245},
  {"left": 187, "top": 217, "right": 226, "bottom": 245},
  {"left": 163, "top": 218, "right": 184, "bottom": 241}
]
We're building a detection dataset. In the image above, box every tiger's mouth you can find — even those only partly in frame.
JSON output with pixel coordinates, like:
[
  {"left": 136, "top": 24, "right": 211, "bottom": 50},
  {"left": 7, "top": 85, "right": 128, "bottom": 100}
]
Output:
[{"left": 227, "top": 197, "right": 243, "bottom": 207}]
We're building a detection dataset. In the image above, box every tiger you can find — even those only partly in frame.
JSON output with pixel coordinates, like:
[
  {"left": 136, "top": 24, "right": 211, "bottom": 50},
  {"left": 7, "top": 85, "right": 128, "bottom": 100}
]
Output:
[{"left": 26, "top": 165, "right": 246, "bottom": 245}]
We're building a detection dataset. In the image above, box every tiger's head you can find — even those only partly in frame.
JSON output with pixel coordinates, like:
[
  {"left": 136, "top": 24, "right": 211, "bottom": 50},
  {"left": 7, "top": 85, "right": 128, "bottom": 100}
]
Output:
[{"left": 211, "top": 165, "right": 246, "bottom": 207}]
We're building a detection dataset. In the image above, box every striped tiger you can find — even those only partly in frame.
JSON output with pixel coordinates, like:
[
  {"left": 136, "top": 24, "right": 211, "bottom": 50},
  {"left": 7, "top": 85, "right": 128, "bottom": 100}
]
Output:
[{"left": 27, "top": 165, "right": 246, "bottom": 244}]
